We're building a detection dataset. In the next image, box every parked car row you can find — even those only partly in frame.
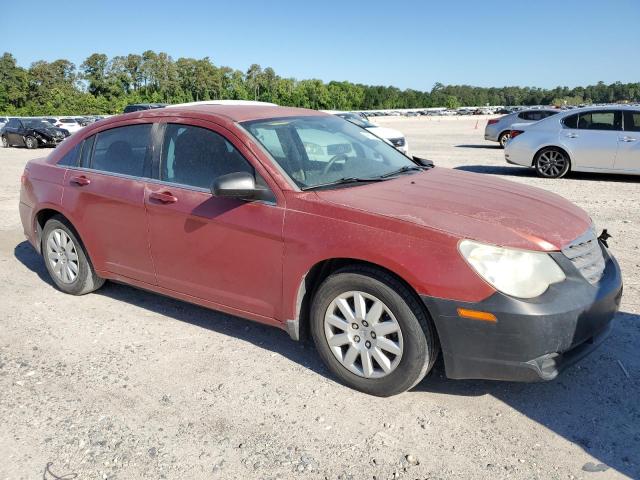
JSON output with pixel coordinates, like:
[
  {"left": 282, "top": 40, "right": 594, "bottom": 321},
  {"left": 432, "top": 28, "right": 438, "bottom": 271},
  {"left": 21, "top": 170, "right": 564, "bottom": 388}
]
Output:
[
  {"left": 1, "top": 116, "right": 108, "bottom": 148},
  {"left": 1, "top": 118, "right": 71, "bottom": 149}
]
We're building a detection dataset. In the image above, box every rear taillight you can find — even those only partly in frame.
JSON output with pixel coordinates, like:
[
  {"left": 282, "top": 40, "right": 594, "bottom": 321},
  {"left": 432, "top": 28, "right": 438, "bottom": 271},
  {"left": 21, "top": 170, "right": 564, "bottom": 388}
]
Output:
[
  {"left": 510, "top": 130, "right": 524, "bottom": 139},
  {"left": 487, "top": 118, "right": 499, "bottom": 125}
]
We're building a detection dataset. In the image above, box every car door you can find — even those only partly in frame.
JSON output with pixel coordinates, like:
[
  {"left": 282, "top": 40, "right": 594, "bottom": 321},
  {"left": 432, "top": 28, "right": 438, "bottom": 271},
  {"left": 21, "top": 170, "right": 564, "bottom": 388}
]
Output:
[
  {"left": 5, "top": 118, "right": 24, "bottom": 145},
  {"left": 61, "top": 122, "right": 156, "bottom": 284},
  {"left": 614, "top": 110, "right": 640, "bottom": 172},
  {"left": 144, "top": 120, "right": 285, "bottom": 319},
  {"left": 561, "top": 110, "right": 621, "bottom": 170}
]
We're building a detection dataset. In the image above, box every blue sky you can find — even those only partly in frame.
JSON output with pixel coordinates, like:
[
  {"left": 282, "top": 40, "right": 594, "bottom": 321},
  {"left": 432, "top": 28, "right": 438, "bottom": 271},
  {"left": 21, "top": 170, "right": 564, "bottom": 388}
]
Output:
[{"left": 2, "top": 0, "right": 638, "bottom": 90}]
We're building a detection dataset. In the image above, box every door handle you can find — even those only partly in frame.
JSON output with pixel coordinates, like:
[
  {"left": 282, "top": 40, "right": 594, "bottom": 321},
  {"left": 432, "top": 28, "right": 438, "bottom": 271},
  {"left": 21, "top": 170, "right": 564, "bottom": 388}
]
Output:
[
  {"left": 149, "top": 191, "right": 178, "bottom": 204},
  {"left": 620, "top": 136, "right": 637, "bottom": 142},
  {"left": 565, "top": 133, "right": 579, "bottom": 138},
  {"left": 70, "top": 175, "right": 90, "bottom": 186}
]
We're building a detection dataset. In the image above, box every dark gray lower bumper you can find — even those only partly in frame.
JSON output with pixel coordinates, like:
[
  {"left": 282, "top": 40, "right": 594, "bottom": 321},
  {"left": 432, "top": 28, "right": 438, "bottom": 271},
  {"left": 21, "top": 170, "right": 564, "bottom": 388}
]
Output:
[{"left": 422, "top": 246, "right": 623, "bottom": 381}]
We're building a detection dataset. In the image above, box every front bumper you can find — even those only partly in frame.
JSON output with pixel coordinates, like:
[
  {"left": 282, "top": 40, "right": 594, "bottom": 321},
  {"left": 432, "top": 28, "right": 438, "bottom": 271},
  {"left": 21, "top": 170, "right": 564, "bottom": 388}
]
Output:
[{"left": 422, "top": 244, "right": 623, "bottom": 381}]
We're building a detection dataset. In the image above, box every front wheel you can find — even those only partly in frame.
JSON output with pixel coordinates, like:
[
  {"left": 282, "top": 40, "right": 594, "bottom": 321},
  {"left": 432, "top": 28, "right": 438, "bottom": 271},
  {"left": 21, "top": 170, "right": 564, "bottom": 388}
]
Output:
[
  {"left": 310, "top": 266, "right": 438, "bottom": 396},
  {"left": 1, "top": 135, "right": 8, "bottom": 148},
  {"left": 534, "top": 148, "right": 570, "bottom": 178},
  {"left": 42, "top": 216, "right": 105, "bottom": 295},
  {"left": 25, "top": 135, "right": 38, "bottom": 149}
]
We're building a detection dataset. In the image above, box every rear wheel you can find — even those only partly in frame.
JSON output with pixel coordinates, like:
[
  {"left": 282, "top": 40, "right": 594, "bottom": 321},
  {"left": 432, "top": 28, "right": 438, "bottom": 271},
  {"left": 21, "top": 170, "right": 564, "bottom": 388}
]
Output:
[
  {"left": 310, "top": 266, "right": 438, "bottom": 396},
  {"left": 42, "top": 216, "right": 105, "bottom": 295},
  {"left": 25, "top": 136, "right": 38, "bottom": 149},
  {"left": 534, "top": 148, "right": 570, "bottom": 178},
  {"left": 498, "top": 131, "right": 511, "bottom": 148}
]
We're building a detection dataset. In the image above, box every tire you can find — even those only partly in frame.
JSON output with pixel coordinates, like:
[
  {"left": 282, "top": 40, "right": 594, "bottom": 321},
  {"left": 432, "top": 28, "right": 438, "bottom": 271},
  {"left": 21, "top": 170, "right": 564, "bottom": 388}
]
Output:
[
  {"left": 41, "top": 216, "right": 105, "bottom": 295},
  {"left": 1, "top": 135, "right": 8, "bottom": 148},
  {"left": 25, "top": 135, "right": 38, "bottom": 149},
  {"left": 534, "top": 147, "right": 570, "bottom": 178},
  {"left": 310, "top": 265, "right": 439, "bottom": 396},
  {"left": 498, "top": 131, "right": 511, "bottom": 148}
]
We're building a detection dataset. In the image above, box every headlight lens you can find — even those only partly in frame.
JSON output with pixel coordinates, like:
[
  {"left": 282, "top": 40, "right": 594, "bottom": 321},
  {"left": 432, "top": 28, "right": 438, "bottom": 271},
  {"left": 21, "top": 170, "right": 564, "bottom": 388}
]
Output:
[{"left": 459, "top": 240, "right": 565, "bottom": 298}]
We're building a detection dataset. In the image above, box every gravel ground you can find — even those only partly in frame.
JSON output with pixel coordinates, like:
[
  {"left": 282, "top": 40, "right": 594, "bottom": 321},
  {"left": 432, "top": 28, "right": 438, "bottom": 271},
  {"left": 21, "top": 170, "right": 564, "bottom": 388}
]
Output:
[{"left": 0, "top": 116, "right": 638, "bottom": 480}]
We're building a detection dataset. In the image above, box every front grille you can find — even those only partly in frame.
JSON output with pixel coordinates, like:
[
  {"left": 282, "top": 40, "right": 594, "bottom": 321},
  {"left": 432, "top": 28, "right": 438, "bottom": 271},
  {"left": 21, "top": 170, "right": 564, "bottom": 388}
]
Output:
[
  {"left": 389, "top": 137, "right": 405, "bottom": 147},
  {"left": 561, "top": 229, "right": 605, "bottom": 284}
]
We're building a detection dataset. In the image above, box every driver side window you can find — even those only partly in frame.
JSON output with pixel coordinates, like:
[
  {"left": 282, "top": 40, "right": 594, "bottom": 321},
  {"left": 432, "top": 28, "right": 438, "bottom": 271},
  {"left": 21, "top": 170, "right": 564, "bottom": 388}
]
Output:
[{"left": 161, "top": 124, "right": 258, "bottom": 191}]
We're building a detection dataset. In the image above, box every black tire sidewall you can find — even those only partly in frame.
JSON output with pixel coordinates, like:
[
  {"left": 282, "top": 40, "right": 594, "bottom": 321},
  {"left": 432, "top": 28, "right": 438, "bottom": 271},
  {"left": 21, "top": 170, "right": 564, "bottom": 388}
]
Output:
[
  {"left": 535, "top": 148, "right": 570, "bottom": 178},
  {"left": 42, "top": 218, "right": 92, "bottom": 294},
  {"left": 310, "top": 270, "right": 433, "bottom": 396},
  {"left": 498, "top": 132, "right": 509, "bottom": 148}
]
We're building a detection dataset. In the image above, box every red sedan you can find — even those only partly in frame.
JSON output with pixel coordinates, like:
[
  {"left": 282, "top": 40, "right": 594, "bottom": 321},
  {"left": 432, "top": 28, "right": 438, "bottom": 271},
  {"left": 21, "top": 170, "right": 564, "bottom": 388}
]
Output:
[{"left": 18, "top": 104, "right": 622, "bottom": 396}]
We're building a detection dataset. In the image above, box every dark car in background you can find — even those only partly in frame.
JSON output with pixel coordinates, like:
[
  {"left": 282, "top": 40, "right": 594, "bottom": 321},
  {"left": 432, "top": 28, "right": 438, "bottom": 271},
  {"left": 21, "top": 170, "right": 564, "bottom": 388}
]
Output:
[
  {"left": 1, "top": 118, "right": 70, "bottom": 149},
  {"left": 122, "top": 103, "right": 167, "bottom": 114}
]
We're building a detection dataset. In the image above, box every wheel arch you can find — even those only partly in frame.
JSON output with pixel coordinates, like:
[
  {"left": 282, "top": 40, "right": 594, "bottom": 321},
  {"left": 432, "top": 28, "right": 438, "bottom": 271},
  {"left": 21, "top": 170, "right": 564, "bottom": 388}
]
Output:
[
  {"left": 286, "top": 257, "right": 435, "bottom": 345},
  {"left": 34, "top": 208, "right": 96, "bottom": 269}
]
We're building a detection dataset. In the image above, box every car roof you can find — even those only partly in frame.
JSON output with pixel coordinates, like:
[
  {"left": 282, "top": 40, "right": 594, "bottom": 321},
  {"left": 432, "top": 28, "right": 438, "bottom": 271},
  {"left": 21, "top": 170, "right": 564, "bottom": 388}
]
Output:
[{"left": 119, "top": 104, "right": 327, "bottom": 123}]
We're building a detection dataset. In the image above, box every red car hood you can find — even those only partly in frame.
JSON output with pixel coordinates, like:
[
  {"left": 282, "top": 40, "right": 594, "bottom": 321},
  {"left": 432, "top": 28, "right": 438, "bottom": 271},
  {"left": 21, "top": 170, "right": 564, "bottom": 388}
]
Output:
[{"left": 315, "top": 168, "right": 591, "bottom": 251}]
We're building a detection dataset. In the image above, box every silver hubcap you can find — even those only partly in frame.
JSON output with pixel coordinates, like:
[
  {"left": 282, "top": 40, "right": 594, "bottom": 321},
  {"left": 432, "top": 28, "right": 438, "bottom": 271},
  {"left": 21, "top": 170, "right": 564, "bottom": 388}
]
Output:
[
  {"left": 324, "top": 291, "right": 403, "bottom": 378},
  {"left": 500, "top": 133, "right": 510, "bottom": 146},
  {"left": 46, "top": 229, "right": 79, "bottom": 284},
  {"left": 537, "top": 150, "right": 567, "bottom": 177},
  {"left": 26, "top": 138, "right": 35, "bottom": 147}
]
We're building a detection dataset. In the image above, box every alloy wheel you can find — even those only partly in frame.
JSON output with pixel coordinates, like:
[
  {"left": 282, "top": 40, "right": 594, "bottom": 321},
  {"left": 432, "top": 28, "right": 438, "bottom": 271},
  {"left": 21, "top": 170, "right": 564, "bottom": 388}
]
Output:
[
  {"left": 537, "top": 150, "right": 568, "bottom": 178},
  {"left": 46, "top": 228, "right": 80, "bottom": 284},
  {"left": 499, "top": 132, "right": 511, "bottom": 147},
  {"left": 323, "top": 291, "right": 404, "bottom": 378}
]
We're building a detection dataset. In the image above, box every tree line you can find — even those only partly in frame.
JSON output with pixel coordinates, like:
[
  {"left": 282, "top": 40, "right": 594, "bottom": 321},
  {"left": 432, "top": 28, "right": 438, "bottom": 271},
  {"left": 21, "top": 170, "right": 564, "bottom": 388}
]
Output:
[{"left": 1, "top": 51, "right": 638, "bottom": 116}]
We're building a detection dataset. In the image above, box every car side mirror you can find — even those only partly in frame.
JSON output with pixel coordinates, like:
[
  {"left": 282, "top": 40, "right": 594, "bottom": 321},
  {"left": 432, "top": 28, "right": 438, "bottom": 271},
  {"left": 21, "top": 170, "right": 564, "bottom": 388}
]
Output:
[
  {"left": 413, "top": 156, "right": 434, "bottom": 168},
  {"left": 211, "top": 171, "right": 271, "bottom": 201}
]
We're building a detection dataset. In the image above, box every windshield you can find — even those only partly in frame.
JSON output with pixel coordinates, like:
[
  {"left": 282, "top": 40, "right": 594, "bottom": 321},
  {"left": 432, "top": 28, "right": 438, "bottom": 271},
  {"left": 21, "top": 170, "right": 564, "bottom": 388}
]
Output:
[
  {"left": 23, "top": 119, "right": 52, "bottom": 129},
  {"left": 243, "top": 115, "right": 417, "bottom": 189},
  {"left": 337, "top": 113, "right": 376, "bottom": 129}
]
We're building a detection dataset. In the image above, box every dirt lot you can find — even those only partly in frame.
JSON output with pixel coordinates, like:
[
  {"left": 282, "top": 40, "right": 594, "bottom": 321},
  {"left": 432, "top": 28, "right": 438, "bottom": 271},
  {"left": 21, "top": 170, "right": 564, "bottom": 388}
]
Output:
[{"left": 1, "top": 116, "right": 638, "bottom": 480}]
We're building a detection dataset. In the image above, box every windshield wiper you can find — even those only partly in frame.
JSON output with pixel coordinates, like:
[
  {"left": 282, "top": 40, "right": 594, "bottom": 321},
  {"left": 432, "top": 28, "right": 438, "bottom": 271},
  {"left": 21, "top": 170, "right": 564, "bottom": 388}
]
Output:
[
  {"left": 301, "top": 176, "right": 386, "bottom": 191},
  {"left": 377, "top": 165, "right": 425, "bottom": 178}
]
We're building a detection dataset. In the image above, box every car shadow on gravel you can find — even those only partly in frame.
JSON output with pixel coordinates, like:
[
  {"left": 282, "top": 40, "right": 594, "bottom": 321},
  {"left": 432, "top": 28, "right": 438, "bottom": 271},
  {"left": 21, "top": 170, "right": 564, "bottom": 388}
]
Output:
[
  {"left": 456, "top": 165, "right": 640, "bottom": 183},
  {"left": 414, "top": 310, "right": 640, "bottom": 478},
  {"left": 13, "top": 240, "right": 331, "bottom": 380},
  {"left": 455, "top": 144, "right": 503, "bottom": 149}
]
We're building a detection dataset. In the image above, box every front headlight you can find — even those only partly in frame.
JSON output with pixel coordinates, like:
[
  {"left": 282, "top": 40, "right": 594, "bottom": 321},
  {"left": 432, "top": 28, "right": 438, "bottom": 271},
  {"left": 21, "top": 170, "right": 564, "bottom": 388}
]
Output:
[{"left": 458, "top": 240, "right": 565, "bottom": 298}]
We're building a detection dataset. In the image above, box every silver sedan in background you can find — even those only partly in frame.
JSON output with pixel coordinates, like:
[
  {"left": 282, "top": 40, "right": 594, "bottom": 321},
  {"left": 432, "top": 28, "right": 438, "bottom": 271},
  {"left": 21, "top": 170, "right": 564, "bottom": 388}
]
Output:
[
  {"left": 485, "top": 109, "right": 559, "bottom": 147},
  {"left": 504, "top": 106, "right": 640, "bottom": 178}
]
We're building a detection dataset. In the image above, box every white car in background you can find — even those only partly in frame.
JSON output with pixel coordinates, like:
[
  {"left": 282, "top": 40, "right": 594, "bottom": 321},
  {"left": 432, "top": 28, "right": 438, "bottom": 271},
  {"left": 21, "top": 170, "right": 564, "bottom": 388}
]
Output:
[
  {"left": 505, "top": 106, "right": 640, "bottom": 178},
  {"left": 331, "top": 112, "right": 409, "bottom": 155},
  {"left": 49, "top": 117, "right": 84, "bottom": 134}
]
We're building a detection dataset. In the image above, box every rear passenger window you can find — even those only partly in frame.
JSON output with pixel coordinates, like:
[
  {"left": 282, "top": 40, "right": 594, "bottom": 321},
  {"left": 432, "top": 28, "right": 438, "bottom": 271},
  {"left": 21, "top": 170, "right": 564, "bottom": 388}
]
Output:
[
  {"left": 91, "top": 124, "right": 152, "bottom": 177},
  {"left": 577, "top": 111, "right": 621, "bottom": 131},
  {"left": 57, "top": 143, "right": 81, "bottom": 167},
  {"left": 562, "top": 114, "right": 578, "bottom": 129},
  {"left": 161, "top": 124, "right": 254, "bottom": 190},
  {"left": 624, "top": 111, "right": 640, "bottom": 132}
]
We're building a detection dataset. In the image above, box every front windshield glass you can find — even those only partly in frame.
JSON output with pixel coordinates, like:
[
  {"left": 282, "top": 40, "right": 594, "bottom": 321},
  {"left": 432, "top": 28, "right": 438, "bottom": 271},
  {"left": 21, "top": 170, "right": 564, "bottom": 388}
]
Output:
[
  {"left": 337, "top": 113, "right": 376, "bottom": 129},
  {"left": 24, "top": 119, "right": 52, "bottom": 129},
  {"left": 243, "top": 116, "right": 416, "bottom": 189}
]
